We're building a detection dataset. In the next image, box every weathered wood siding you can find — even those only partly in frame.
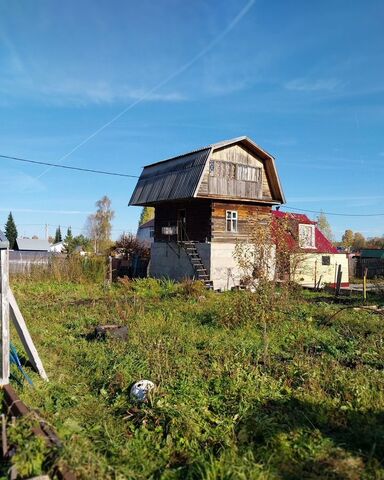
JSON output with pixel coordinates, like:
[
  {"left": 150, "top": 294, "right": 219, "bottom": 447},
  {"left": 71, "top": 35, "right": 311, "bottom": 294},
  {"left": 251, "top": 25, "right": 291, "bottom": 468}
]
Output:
[
  {"left": 211, "top": 201, "right": 271, "bottom": 242},
  {"left": 154, "top": 200, "right": 212, "bottom": 242},
  {"left": 197, "top": 144, "right": 273, "bottom": 201}
]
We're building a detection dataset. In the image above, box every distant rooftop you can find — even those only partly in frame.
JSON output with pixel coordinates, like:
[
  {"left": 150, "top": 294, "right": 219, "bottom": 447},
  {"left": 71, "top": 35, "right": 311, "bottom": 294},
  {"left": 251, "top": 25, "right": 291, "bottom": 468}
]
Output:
[{"left": 15, "top": 238, "right": 50, "bottom": 252}]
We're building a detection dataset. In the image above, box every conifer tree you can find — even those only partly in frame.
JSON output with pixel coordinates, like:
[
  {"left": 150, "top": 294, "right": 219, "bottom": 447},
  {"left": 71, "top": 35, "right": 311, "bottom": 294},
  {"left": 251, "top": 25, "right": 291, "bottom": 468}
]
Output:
[
  {"left": 4, "top": 212, "right": 18, "bottom": 249},
  {"left": 54, "top": 226, "right": 62, "bottom": 243},
  {"left": 64, "top": 227, "right": 74, "bottom": 253}
]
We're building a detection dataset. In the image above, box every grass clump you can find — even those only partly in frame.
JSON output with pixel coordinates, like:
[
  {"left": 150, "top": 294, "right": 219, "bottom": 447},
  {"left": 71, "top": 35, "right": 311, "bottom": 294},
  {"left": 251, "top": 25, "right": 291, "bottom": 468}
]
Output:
[{"left": 4, "top": 278, "right": 384, "bottom": 479}]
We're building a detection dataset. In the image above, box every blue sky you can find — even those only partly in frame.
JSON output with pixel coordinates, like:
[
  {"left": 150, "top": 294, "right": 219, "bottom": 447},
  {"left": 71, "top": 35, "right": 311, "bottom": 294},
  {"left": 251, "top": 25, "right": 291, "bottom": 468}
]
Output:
[{"left": 0, "top": 0, "right": 383, "bottom": 240}]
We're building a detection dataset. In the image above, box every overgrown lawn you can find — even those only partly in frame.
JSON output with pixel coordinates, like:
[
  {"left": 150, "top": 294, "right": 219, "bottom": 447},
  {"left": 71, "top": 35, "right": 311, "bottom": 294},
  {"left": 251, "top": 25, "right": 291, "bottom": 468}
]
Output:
[{"left": 3, "top": 279, "right": 384, "bottom": 479}]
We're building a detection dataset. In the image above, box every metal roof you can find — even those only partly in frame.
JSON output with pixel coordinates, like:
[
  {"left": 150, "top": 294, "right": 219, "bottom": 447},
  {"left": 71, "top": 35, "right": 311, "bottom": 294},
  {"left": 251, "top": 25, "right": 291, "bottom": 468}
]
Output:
[
  {"left": 15, "top": 238, "right": 50, "bottom": 252},
  {"left": 129, "top": 136, "right": 285, "bottom": 205},
  {"left": 129, "top": 147, "right": 211, "bottom": 205}
]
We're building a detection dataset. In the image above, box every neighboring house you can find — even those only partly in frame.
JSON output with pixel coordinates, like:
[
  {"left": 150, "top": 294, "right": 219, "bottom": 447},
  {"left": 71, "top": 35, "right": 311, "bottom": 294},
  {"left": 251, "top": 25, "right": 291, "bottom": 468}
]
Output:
[
  {"left": 273, "top": 211, "right": 349, "bottom": 287},
  {"left": 50, "top": 241, "right": 65, "bottom": 253},
  {"left": 136, "top": 219, "right": 155, "bottom": 243},
  {"left": 129, "top": 136, "right": 285, "bottom": 290},
  {"left": 14, "top": 238, "right": 50, "bottom": 252}
]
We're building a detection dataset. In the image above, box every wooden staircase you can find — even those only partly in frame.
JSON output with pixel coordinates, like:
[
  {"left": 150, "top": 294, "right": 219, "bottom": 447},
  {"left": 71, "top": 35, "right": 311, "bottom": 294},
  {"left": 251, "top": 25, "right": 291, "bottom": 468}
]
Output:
[{"left": 180, "top": 241, "right": 213, "bottom": 289}]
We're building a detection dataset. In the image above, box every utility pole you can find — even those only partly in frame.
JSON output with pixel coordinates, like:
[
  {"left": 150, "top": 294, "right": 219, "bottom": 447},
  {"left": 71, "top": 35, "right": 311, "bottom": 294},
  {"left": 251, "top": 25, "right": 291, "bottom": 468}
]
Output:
[{"left": 45, "top": 224, "right": 48, "bottom": 240}]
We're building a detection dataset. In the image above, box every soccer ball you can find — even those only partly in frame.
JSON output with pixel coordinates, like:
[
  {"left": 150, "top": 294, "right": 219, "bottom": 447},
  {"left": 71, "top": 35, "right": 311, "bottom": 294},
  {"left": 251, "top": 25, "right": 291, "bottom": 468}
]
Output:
[{"left": 130, "top": 380, "right": 155, "bottom": 403}]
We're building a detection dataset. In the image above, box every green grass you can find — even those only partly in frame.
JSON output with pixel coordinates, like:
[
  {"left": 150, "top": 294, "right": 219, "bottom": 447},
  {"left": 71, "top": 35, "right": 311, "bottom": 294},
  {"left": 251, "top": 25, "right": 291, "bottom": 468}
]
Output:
[{"left": 3, "top": 278, "right": 384, "bottom": 479}]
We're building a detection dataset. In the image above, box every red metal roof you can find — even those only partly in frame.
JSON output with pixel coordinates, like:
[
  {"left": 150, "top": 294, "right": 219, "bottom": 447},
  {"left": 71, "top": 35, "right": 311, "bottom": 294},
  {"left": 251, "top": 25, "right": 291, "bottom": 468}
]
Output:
[{"left": 272, "top": 210, "right": 338, "bottom": 254}]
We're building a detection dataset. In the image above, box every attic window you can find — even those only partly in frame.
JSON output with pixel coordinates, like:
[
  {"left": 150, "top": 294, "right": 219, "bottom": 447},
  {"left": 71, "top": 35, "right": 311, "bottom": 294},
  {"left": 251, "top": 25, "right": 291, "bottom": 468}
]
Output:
[
  {"left": 236, "top": 164, "right": 261, "bottom": 182},
  {"left": 299, "top": 224, "right": 315, "bottom": 248}
]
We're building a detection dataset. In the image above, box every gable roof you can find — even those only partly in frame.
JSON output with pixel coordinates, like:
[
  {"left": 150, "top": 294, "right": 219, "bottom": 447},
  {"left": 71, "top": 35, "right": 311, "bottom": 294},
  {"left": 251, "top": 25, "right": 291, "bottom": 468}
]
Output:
[
  {"left": 138, "top": 219, "right": 155, "bottom": 229},
  {"left": 272, "top": 211, "right": 338, "bottom": 254},
  {"left": 15, "top": 238, "right": 50, "bottom": 252},
  {"left": 129, "top": 136, "right": 285, "bottom": 205}
]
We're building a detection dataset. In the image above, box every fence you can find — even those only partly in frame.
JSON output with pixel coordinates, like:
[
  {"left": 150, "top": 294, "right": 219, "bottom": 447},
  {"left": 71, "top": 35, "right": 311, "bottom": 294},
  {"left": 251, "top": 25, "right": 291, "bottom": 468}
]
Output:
[
  {"left": 9, "top": 251, "right": 55, "bottom": 274},
  {"left": 355, "top": 257, "right": 384, "bottom": 279}
]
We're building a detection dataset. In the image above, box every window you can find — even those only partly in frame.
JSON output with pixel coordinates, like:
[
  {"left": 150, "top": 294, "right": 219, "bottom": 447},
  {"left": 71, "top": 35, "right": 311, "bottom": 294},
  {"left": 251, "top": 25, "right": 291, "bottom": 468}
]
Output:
[
  {"left": 209, "top": 160, "right": 261, "bottom": 183},
  {"left": 299, "top": 224, "right": 315, "bottom": 248},
  {"left": 236, "top": 164, "right": 261, "bottom": 182},
  {"left": 322, "top": 255, "right": 330, "bottom": 266},
  {"left": 226, "top": 211, "right": 238, "bottom": 232}
]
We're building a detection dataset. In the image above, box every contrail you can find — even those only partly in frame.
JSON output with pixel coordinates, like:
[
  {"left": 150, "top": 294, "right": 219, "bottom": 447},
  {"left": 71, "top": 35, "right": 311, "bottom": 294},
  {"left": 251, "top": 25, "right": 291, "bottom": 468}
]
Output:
[{"left": 35, "top": 0, "right": 255, "bottom": 179}]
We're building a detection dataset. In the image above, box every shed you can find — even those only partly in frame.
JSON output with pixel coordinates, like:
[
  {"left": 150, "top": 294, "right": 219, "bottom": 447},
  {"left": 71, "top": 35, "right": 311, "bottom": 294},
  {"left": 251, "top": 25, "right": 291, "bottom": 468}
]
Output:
[{"left": 15, "top": 238, "right": 50, "bottom": 252}]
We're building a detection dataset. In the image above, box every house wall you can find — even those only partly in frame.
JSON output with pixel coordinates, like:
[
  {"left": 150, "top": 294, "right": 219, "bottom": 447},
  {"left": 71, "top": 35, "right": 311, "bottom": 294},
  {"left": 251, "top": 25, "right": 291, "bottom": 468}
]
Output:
[
  {"left": 292, "top": 253, "right": 349, "bottom": 287},
  {"left": 211, "top": 201, "right": 271, "bottom": 242},
  {"left": 210, "top": 242, "right": 276, "bottom": 291},
  {"left": 137, "top": 226, "right": 154, "bottom": 243},
  {"left": 154, "top": 200, "right": 212, "bottom": 242},
  {"left": 150, "top": 242, "right": 211, "bottom": 281},
  {"left": 197, "top": 144, "right": 273, "bottom": 201}
]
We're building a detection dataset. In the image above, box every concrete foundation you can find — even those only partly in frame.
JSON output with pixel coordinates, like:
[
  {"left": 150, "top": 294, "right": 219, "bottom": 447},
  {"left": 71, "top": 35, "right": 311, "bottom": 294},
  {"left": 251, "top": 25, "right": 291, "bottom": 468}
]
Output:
[
  {"left": 150, "top": 242, "right": 210, "bottom": 282},
  {"left": 150, "top": 241, "right": 277, "bottom": 291}
]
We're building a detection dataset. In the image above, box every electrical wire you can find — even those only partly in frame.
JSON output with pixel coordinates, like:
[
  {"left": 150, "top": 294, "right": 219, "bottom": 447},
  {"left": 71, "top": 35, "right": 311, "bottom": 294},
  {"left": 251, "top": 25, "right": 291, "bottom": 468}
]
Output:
[
  {"left": 2, "top": 153, "right": 384, "bottom": 218},
  {"left": 0, "top": 154, "right": 139, "bottom": 178},
  {"left": 280, "top": 206, "right": 384, "bottom": 217},
  {"left": 34, "top": 0, "right": 256, "bottom": 180}
]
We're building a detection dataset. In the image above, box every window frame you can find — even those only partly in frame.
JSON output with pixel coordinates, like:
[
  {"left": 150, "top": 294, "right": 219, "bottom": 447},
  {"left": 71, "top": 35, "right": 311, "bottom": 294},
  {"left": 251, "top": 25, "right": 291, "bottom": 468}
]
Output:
[
  {"left": 322, "top": 255, "right": 330, "bottom": 266},
  {"left": 298, "top": 223, "right": 316, "bottom": 249},
  {"left": 226, "top": 210, "right": 238, "bottom": 233}
]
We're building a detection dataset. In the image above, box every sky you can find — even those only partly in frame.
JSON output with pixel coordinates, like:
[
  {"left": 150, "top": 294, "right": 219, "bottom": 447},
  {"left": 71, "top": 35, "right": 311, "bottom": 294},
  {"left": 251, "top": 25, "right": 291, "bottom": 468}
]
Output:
[{"left": 0, "top": 0, "right": 383, "bottom": 241}]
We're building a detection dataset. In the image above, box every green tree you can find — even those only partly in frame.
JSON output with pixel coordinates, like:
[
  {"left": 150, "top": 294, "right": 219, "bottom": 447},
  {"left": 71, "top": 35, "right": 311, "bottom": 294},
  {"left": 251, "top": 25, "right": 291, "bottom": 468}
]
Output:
[
  {"left": 352, "top": 232, "right": 366, "bottom": 250},
  {"left": 54, "top": 226, "right": 62, "bottom": 243},
  {"left": 5, "top": 212, "right": 18, "bottom": 249},
  {"left": 86, "top": 196, "right": 115, "bottom": 253},
  {"left": 341, "top": 229, "right": 354, "bottom": 250},
  {"left": 64, "top": 227, "right": 74, "bottom": 253},
  {"left": 316, "top": 212, "right": 334, "bottom": 242},
  {"left": 72, "top": 235, "right": 92, "bottom": 253},
  {"left": 139, "top": 207, "right": 154, "bottom": 226}
]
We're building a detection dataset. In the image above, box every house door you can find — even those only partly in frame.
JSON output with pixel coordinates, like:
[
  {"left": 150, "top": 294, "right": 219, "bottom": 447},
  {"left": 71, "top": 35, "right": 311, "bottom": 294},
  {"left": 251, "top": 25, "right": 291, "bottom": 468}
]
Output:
[{"left": 177, "top": 209, "right": 187, "bottom": 241}]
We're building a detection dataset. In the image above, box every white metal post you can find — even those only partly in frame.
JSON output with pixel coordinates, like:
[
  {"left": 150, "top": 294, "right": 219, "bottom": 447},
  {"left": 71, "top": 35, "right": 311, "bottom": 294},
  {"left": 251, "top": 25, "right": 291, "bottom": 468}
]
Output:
[{"left": 0, "top": 247, "right": 10, "bottom": 385}]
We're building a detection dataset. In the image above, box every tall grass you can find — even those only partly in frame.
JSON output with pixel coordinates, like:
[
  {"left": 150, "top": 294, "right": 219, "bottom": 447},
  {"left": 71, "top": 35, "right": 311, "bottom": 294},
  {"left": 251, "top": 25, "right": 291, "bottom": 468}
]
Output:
[
  {"left": 4, "top": 279, "right": 384, "bottom": 479},
  {"left": 11, "top": 255, "right": 107, "bottom": 283}
]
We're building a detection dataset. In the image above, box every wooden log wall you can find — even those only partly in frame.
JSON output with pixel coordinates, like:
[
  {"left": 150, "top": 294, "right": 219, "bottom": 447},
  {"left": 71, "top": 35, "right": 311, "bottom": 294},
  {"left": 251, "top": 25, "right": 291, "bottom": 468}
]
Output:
[
  {"left": 197, "top": 144, "right": 273, "bottom": 202},
  {"left": 211, "top": 201, "right": 271, "bottom": 242}
]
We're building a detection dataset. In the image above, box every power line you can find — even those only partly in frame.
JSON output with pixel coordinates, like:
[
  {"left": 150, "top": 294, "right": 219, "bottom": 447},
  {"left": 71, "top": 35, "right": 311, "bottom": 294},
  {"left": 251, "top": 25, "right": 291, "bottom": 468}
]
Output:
[
  {"left": 282, "top": 206, "right": 384, "bottom": 217},
  {"left": 34, "top": 0, "right": 255, "bottom": 180},
  {"left": 0, "top": 154, "right": 139, "bottom": 178},
  {"left": 2, "top": 153, "right": 384, "bottom": 218}
]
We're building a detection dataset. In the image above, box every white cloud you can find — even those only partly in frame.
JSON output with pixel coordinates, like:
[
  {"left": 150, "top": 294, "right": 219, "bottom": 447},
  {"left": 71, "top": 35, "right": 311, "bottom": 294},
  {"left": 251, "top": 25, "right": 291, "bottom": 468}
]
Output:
[
  {"left": 285, "top": 78, "right": 341, "bottom": 92},
  {"left": 0, "top": 208, "right": 92, "bottom": 215},
  {"left": 0, "top": 170, "right": 45, "bottom": 193}
]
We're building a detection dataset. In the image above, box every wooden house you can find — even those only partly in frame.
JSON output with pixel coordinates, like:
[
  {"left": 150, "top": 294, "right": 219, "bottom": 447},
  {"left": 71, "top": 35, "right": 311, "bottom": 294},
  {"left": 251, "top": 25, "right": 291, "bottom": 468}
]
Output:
[
  {"left": 129, "top": 136, "right": 285, "bottom": 290},
  {"left": 273, "top": 211, "right": 349, "bottom": 287}
]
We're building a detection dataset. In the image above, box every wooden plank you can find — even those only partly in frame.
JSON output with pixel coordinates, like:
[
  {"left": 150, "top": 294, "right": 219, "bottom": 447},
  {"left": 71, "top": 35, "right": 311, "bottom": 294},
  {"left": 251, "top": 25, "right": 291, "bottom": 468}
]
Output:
[
  {"left": 0, "top": 249, "right": 10, "bottom": 386},
  {"left": 8, "top": 288, "right": 48, "bottom": 381},
  {"left": 2, "top": 384, "right": 77, "bottom": 480}
]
